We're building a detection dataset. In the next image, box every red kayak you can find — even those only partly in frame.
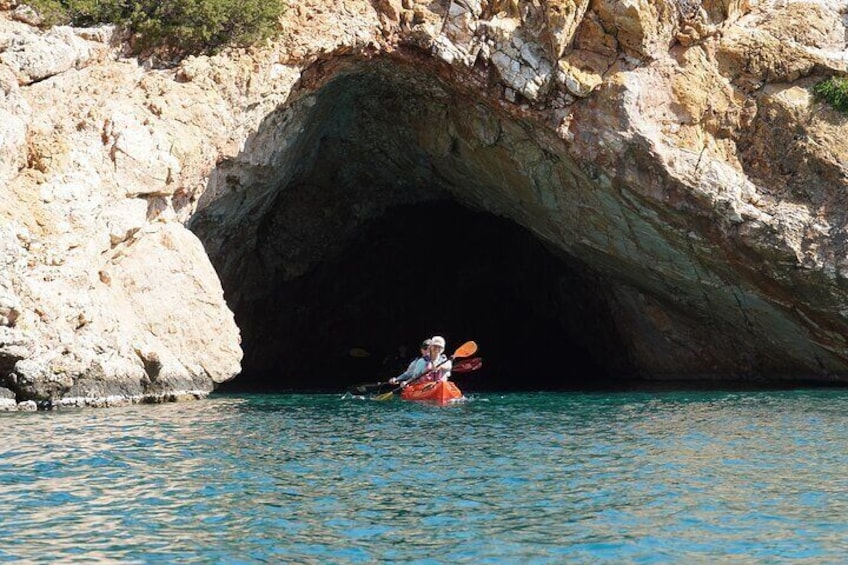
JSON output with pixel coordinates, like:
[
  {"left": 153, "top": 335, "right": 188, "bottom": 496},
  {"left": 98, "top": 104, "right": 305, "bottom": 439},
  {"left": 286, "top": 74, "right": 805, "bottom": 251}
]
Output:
[{"left": 400, "top": 380, "right": 464, "bottom": 403}]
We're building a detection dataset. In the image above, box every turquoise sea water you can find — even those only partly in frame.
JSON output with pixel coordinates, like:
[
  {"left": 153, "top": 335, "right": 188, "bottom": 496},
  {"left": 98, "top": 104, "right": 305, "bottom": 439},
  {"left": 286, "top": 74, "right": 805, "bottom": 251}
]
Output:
[{"left": 2, "top": 390, "right": 848, "bottom": 563}]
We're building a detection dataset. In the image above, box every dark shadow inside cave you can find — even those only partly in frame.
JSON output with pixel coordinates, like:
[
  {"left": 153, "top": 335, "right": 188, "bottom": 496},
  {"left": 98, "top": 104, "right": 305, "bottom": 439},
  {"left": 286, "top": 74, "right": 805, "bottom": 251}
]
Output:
[
  {"left": 191, "top": 62, "right": 641, "bottom": 393},
  {"left": 189, "top": 60, "right": 848, "bottom": 392},
  {"left": 217, "top": 200, "right": 632, "bottom": 393}
]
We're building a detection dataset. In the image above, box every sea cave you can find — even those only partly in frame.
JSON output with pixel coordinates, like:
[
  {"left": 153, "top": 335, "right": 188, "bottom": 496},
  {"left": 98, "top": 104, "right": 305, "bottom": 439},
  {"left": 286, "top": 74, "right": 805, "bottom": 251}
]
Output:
[{"left": 189, "top": 57, "right": 843, "bottom": 393}]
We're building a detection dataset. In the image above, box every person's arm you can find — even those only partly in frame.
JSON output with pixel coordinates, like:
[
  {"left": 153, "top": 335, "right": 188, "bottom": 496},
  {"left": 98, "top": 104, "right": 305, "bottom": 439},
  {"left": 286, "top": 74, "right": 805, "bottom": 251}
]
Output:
[
  {"left": 391, "top": 358, "right": 425, "bottom": 384},
  {"left": 405, "top": 358, "right": 429, "bottom": 383},
  {"left": 439, "top": 358, "right": 452, "bottom": 381},
  {"left": 389, "top": 358, "right": 417, "bottom": 384}
]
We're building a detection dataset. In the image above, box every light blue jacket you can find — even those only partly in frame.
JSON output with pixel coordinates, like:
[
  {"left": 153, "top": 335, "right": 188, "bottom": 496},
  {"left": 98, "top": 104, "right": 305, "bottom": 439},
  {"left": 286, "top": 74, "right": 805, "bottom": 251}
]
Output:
[
  {"left": 398, "top": 354, "right": 452, "bottom": 384},
  {"left": 397, "top": 357, "right": 428, "bottom": 383}
]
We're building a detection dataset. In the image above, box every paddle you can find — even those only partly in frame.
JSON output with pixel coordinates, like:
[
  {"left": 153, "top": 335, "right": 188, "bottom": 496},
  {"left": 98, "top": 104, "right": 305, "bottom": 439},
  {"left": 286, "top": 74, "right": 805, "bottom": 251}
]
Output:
[
  {"left": 348, "top": 381, "right": 394, "bottom": 395},
  {"left": 374, "top": 340, "right": 478, "bottom": 401},
  {"left": 408, "top": 357, "right": 483, "bottom": 397},
  {"left": 349, "top": 357, "right": 483, "bottom": 394},
  {"left": 452, "top": 357, "right": 482, "bottom": 373}
]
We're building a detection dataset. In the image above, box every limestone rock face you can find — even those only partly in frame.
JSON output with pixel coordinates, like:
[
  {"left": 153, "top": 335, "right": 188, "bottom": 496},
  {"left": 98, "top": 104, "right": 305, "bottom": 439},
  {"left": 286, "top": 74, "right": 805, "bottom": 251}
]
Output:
[
  {"left": 0, "top": 24, "right": 108, "bottom": 84},
  {"left": 542, "top": 0, "right": 590, "bottom": 60},
  {"left": 1, "top": 0, "right": 848, "bottom": 407},
  {"left": 0, "top": 64, "right": 28, "bottom": 185},
  {"left": 0, "top": 12, "right": 246, "bottom": 408},
  {"left": 591, "top": 0, "right": 679, "bottom": 60}
]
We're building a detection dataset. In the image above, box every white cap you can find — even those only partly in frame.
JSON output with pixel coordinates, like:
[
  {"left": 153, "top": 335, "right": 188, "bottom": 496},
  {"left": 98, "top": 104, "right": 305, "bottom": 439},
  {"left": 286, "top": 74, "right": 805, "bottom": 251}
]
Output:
[{"left": 430, "top": 336, "right": 446, "bottom": 348}]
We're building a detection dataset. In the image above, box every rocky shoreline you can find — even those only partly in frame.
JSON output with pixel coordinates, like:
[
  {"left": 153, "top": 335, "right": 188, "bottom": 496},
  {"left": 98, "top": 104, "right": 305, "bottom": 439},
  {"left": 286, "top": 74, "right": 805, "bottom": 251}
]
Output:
[
  {"left": 2, "top": 0, "right": 848, "bottom": 408},
  {"left": 0, "top": 387, "right": 209, "bottom": 411}
]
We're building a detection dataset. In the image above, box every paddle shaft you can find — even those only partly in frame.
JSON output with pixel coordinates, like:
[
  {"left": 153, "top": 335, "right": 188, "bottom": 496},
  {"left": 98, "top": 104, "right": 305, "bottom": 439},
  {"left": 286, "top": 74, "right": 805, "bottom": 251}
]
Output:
[
  {"left": 382, "top": 356, "right": 452, "bottom": 397},
  {"left": 374, "top": 341, "right": 477, "bottom": 400},
  {"left": 350, "top": 357, "right": 480, "bottom": 395}
]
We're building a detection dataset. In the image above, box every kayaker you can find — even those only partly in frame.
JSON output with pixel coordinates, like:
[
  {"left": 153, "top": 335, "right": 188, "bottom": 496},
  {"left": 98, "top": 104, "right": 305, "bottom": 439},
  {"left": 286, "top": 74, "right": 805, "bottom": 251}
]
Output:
[
  {"left": 389, "top": 338, "right": 431, "bottom": 385},
  {"left": 419, "top": 335, "right": 452, "bottom": 384}
]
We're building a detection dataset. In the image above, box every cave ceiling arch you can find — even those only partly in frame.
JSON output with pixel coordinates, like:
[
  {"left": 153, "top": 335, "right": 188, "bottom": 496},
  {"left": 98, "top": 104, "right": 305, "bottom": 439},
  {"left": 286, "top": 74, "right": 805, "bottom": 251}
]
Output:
[{"left": 189, "top": 55, "right": 848, "bottom": 391}]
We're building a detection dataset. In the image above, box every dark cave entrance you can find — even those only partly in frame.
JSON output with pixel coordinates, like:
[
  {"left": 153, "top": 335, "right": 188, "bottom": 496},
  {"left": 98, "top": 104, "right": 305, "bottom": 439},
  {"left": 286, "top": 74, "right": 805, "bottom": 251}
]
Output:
[
  {"left": 218, "top": 200, "right": 631, "bottom": 392},
  {"left": 190, "top": 61, "right": 848, "bottom": 390},
  {"left": 190, "top": 62, "right": 639, "bottom": 393}
]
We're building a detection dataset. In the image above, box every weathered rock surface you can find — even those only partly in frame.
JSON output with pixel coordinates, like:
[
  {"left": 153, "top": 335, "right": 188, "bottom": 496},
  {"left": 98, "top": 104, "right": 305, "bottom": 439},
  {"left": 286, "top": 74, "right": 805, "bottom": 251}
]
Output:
[{"left": 1, "top": 0, "right": 848, "bottom": 407}]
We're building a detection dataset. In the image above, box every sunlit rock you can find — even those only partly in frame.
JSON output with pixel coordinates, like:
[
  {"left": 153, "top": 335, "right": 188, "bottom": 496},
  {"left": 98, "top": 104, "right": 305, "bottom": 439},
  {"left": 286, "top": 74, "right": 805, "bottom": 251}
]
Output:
[{"left": 1, "top": 0, "right": 848, "bottom": 404}]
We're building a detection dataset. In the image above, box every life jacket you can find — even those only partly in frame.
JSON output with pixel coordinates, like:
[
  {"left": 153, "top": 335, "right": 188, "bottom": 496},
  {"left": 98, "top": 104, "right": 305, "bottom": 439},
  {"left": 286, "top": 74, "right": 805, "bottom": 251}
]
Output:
[{"left": 419, "top": 354, "right": 449, "bottom": 383}]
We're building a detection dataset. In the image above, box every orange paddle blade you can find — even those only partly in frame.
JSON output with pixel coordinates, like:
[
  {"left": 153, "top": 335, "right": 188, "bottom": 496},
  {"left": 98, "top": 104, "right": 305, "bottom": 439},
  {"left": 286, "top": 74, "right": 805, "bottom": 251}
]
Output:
[
  {"left": 452, "top": 341, "right": 477, "bottom": 359},
  {"left": 452, "top": 357, "right": 482, "bottom": 373}
]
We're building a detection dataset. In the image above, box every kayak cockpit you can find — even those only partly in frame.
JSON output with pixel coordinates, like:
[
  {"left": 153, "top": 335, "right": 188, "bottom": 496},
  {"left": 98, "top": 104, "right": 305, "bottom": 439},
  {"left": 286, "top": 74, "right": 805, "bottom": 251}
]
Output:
[{"left": 400, "top": 380, "right": 465, "bottom": 404}]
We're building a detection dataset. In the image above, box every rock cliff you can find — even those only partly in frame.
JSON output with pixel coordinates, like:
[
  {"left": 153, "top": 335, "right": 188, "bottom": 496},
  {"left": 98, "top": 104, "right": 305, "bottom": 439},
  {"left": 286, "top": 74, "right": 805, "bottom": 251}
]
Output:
[{"left": 1, "top": 0, "right": 847, "bottom": 407}]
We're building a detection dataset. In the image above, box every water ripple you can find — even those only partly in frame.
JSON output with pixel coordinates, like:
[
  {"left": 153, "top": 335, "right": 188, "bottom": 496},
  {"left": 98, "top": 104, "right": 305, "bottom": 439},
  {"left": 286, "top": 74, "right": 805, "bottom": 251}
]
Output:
[{"left": 3, "top": 390, "right": 848, "bottom": 562}]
